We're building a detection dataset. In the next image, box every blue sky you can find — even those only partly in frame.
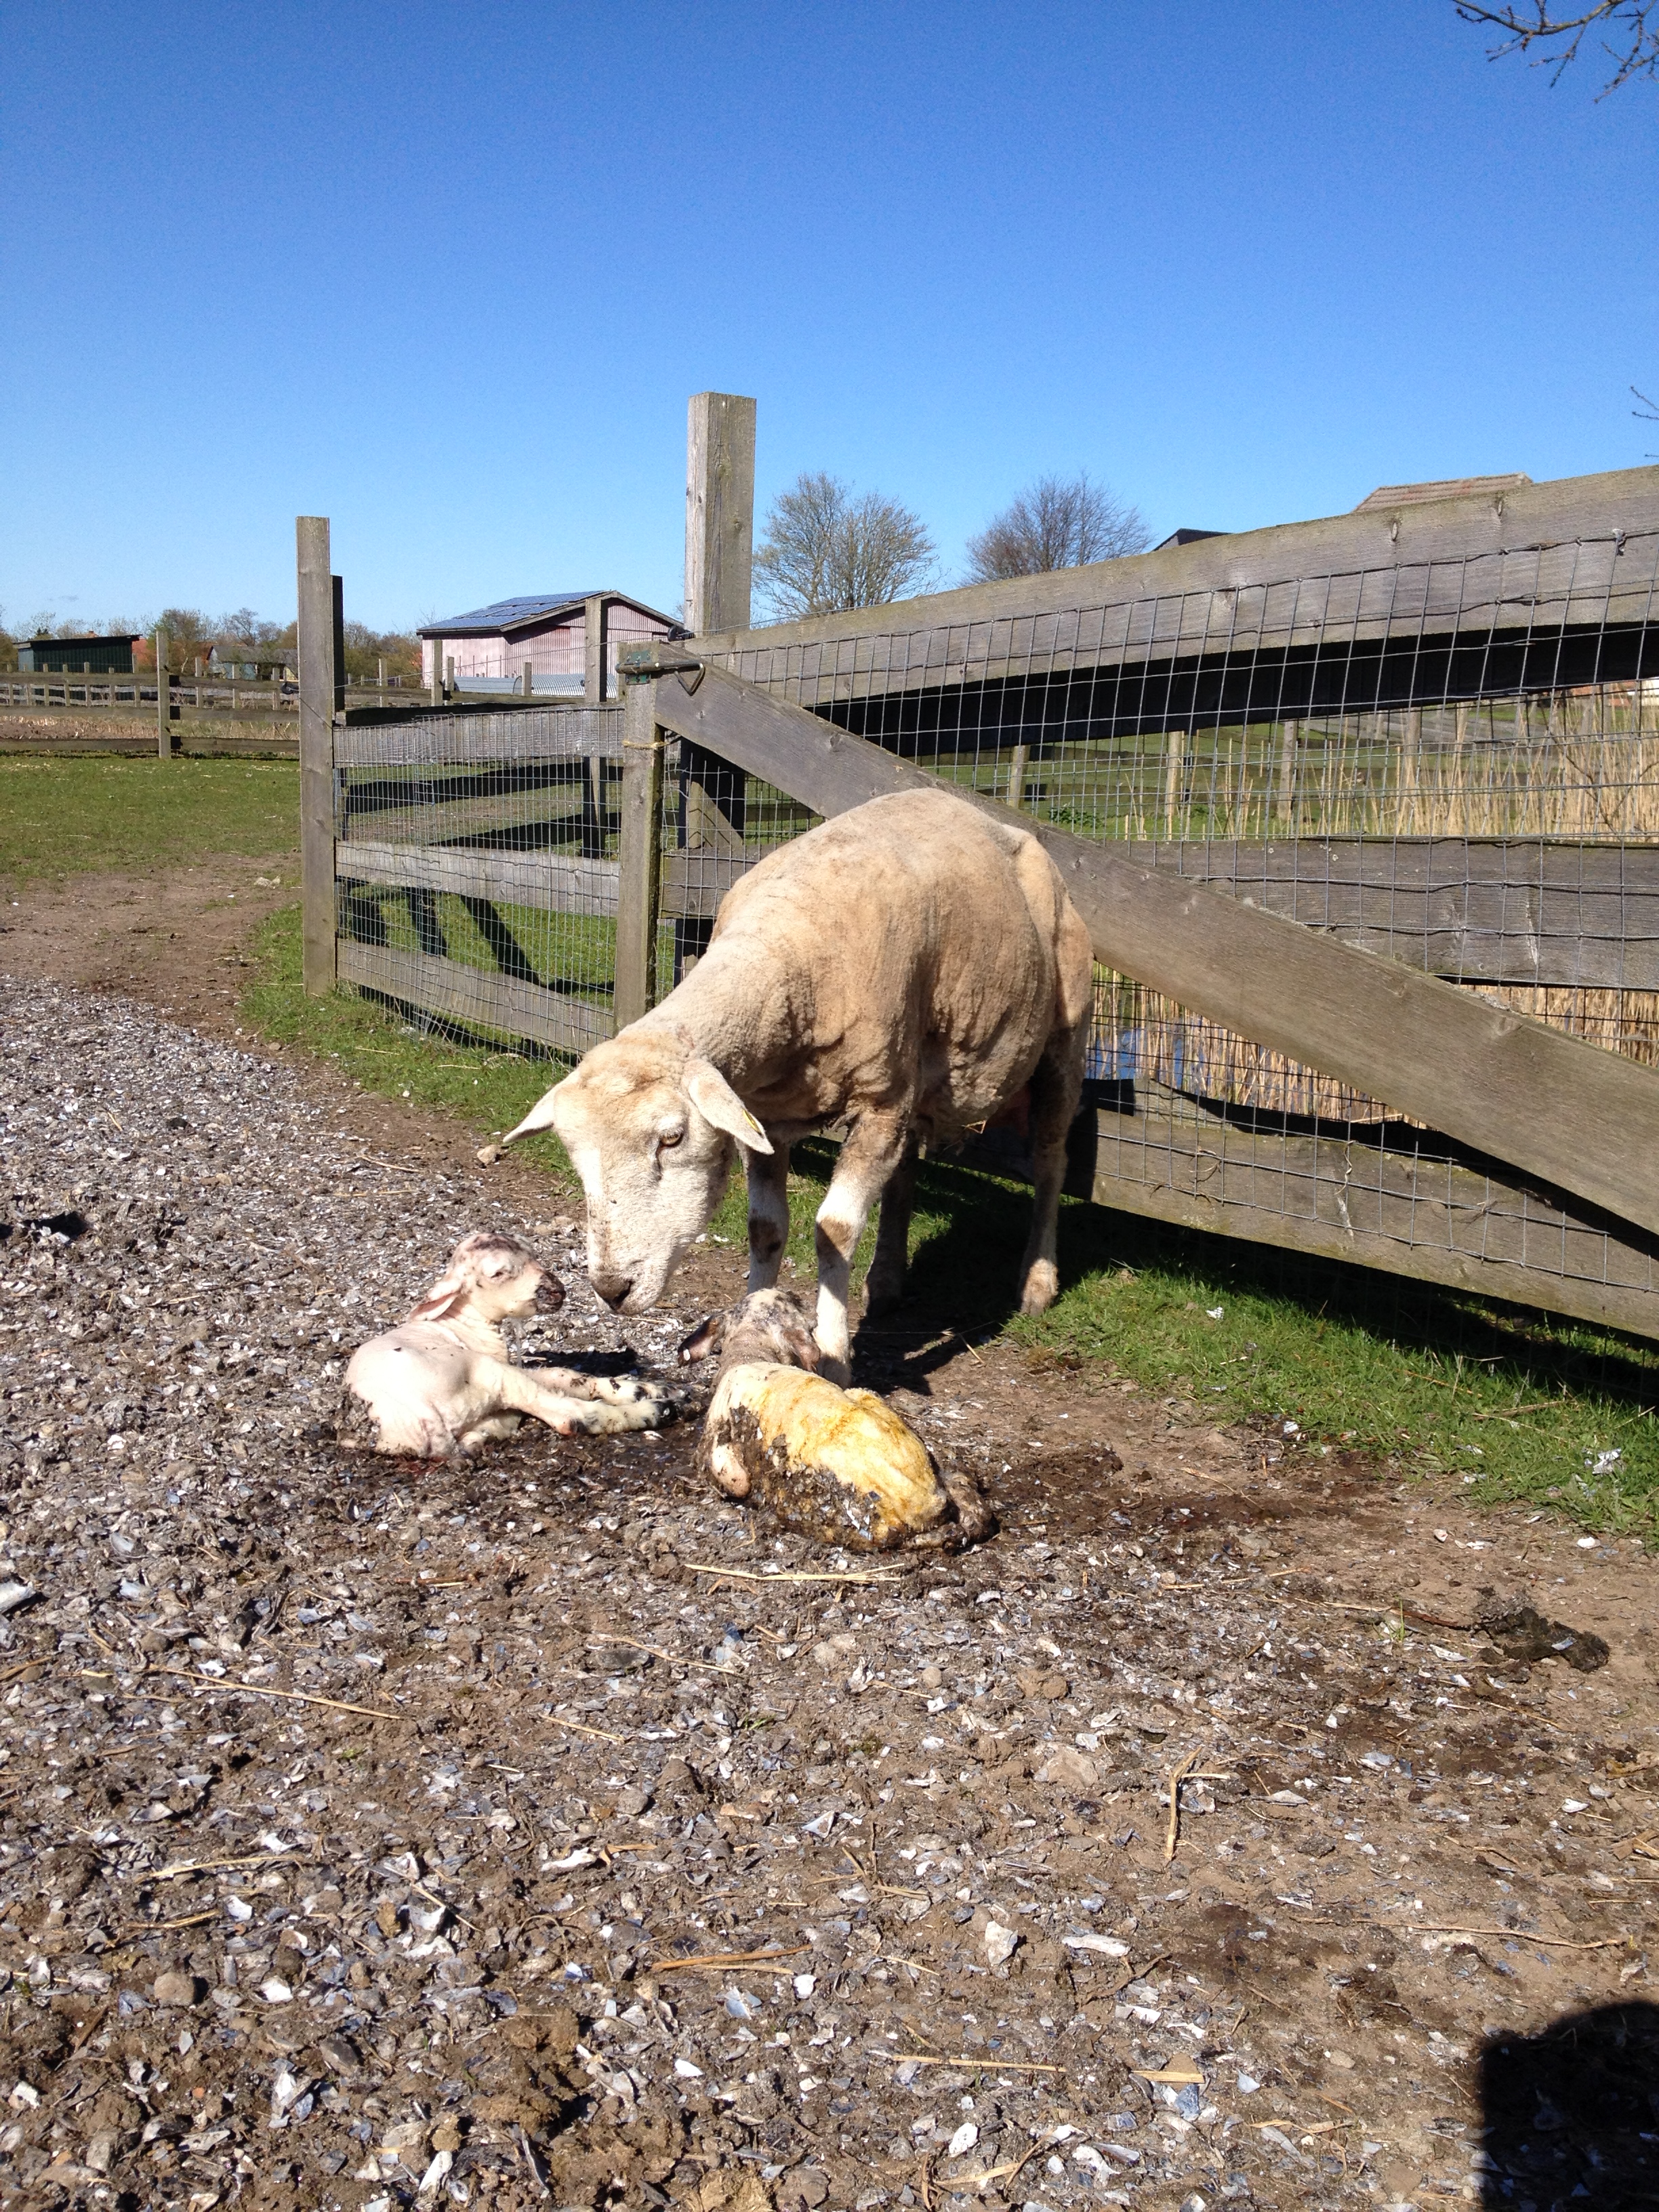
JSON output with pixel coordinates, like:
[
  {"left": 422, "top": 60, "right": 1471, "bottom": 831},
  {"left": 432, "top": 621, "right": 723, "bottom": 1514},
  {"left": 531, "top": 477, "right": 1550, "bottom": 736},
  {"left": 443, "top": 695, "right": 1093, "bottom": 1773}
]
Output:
[{"left": 4, "top": 0, "right": 1656, "bottom": 632}]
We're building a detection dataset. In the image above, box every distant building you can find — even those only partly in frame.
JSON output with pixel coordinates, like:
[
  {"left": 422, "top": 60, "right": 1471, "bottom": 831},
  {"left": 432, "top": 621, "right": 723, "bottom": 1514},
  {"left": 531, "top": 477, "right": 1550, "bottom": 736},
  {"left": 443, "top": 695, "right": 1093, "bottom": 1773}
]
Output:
[
  {"left": 418, "top": 591, "right": 682, "bottom": 696},
  {"left": 18, "top": 633, "right": 141, "bottom": 674}
]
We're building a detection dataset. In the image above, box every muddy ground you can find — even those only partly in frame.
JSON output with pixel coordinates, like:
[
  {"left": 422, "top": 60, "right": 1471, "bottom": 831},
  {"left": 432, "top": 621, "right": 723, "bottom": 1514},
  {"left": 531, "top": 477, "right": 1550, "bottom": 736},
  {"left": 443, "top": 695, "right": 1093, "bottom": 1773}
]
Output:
[{"left": 3, "top": 891, "right": 1658, "bottom": 2212}]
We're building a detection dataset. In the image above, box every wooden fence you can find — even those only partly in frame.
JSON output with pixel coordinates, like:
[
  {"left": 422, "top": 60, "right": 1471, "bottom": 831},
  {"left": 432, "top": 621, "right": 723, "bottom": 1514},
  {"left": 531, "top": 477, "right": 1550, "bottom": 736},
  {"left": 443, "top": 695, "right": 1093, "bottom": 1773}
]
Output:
[{"left": 297, "top": 447, "right": 1659, "bottom": 1347}]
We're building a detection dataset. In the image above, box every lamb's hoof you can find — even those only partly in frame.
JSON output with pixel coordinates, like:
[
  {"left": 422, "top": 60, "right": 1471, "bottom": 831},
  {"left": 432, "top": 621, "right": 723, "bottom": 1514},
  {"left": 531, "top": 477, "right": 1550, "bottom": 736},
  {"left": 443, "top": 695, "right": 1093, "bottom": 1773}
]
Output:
[{"left": 1019, "top": 1259, "right": 1059, "bottom": 1316}]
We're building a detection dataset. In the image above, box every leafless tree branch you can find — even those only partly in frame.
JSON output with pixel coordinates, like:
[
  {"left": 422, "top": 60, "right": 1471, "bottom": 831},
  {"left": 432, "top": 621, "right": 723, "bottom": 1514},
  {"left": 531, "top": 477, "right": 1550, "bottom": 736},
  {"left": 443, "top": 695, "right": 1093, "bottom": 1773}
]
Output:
[
  {"left": 964, "top": 472, "right": 1151, "bottom": 584},
  {"left": 1454, "top": 3, "right": 1658, "bottom": 94},
  {"left": 753, "top": 472, "right": 938, "bottom": 619}
]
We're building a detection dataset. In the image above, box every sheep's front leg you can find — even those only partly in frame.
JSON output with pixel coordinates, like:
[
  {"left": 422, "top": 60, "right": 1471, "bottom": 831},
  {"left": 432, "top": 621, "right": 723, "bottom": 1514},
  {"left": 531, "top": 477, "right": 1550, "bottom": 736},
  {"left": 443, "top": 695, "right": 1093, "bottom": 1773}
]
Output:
[
  {"left": 814, "top": 1109, "right": 909, "bottom": 1385},
  {"left": 745, "top": 1139, "right": 791, "bottom": 1292}
]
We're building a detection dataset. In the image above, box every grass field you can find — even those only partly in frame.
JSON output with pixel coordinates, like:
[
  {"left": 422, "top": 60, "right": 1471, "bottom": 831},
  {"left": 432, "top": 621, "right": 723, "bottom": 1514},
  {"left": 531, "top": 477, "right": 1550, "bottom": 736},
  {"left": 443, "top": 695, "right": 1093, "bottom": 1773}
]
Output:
[
  {"left": 241, "top": 901, "right": 1659, "bottom": 1536},
  {"left": 0, "top": 756, "right": 299, "bottom": 880}
]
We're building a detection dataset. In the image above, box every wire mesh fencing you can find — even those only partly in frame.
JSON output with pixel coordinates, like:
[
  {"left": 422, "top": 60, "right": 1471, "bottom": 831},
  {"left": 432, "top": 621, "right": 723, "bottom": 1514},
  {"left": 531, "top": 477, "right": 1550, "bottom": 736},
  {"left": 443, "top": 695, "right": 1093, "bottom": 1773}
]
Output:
[
  {"left": 689, "top": 529, "right": 1659, "bottom": 1334},
  {"left": 331, "top": 703, "right": 626, "bottom": 1055}
]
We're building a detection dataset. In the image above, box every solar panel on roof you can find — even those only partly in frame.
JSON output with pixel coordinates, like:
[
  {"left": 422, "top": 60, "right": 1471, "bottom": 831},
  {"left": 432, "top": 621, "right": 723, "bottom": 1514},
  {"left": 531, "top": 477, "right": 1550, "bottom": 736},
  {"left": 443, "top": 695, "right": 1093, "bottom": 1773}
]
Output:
[{"left": 424, "top": 594, "right": 599, "bottom": 633}]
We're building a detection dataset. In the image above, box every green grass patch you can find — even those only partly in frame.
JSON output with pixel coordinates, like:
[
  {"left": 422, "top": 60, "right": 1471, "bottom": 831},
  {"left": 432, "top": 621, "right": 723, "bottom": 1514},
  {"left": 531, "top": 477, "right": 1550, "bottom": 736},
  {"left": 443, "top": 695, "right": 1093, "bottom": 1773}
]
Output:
[
  {"left": 241, "top": 905, "right": 579, "bottom": 1189},
  {"left": 0, "top": 756, "right": 300, "bottom": 881},
  {"left": 1018, "top": 1200, "right": 1659, "bottom": 1536},
  {"left": 239, "top": 903, "right": 1659, "bottom": 1536}
]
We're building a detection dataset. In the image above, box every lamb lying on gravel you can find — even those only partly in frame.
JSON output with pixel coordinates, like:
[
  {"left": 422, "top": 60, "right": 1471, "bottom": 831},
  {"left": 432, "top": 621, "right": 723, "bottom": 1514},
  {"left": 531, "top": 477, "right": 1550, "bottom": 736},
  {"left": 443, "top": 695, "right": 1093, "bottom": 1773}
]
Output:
[
  {"left": 344, "top": 1231, "right": 672, "bottom": 1459},
  {"left": 679, "top": 1288, "right": 992, "bottom": 1551}
]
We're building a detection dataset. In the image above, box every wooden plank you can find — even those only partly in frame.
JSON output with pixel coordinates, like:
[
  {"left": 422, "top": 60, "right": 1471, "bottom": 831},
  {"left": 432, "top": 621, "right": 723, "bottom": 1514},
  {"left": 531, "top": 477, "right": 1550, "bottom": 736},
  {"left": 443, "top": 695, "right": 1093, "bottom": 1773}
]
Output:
[
  {"left": 1143, "top": 836, "right": 1659, "bottom": 988},
  {"left": 613, "top": 679, "right": 665, "bottom": 1027},
  {"left": 337, "top": 939, "right": 613, "bottom": 1054},
  {"left": 333, "top": 703, "right": 623, "bottom": 766},
  {"left": 295, "top": 520, "right": 337, "bottom": 997},
  {"left": 335, "top": 838, "right": 619, "bottom": 912},
  {"left": 584, "top": 596, "right": 607, "bottom": 705},
  {"left": 689, "top": 462, "right": 1659, "bottom": 673},
  {"left": 686, "top": 392, "right": 756, "bottom": 637},
  {"left": 644, "top": 657, "right": 1659, "bottom": 1242},
  {"left": 329, "top": 832, "right": 748, "bottom": 923},
  {"left": 1083, "top": 1092, "right": 1659, "bottom": 1345},
  {"left": 339, "top": 776, "right": 590, "bottom": 848}
]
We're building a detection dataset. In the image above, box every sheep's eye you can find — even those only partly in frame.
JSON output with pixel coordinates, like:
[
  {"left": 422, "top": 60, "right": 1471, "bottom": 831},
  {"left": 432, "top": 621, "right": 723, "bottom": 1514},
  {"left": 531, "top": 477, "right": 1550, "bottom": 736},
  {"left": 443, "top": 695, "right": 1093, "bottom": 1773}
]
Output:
[{"left": 658, "top": 1129, "right": 684, "bottom": 1151}]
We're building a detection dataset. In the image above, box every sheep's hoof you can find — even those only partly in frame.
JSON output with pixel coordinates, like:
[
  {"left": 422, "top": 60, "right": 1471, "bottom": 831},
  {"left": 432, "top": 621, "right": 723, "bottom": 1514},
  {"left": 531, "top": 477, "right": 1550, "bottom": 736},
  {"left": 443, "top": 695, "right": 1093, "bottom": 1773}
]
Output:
[
  {"left": 863, "top": 1275, "right": 905, "bottom": 1319},
  {"left": 1019, "top": 1259, "right": 1059, "bottom": 1315}
]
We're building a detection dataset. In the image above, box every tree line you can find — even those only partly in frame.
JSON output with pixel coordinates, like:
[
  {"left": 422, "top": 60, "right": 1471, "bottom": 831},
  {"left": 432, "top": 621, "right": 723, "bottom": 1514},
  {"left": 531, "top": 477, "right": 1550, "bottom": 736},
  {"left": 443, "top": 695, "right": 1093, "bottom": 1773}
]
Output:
[{"left": 0, "top": 607, "right": 422, "bottom": 682}]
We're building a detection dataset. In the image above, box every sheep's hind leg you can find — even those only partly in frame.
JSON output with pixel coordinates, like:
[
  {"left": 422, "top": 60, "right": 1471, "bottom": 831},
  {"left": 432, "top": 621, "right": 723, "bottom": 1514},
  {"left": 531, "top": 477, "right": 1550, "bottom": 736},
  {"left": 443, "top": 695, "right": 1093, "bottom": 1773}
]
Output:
[
  {"left": 864, "top": 1132, "right": 918, "bottom": 1318},
  {"left": 745, "top": 1141, "right": 791, "bottom": 1292},
  {"left": 1019, "top": 1022, "right": 1086, "bottom": 1316},
  {"left": 814, "top": 1109, "right": 909, "bottom": 1385}
]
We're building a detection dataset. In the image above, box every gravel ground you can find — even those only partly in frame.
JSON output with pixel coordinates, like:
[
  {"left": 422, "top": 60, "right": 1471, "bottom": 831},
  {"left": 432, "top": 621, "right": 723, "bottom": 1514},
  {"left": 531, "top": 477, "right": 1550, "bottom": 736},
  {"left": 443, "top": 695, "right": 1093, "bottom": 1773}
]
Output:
[{"left": 4, "top": 975, "right": 1659, "bottom": 2212}]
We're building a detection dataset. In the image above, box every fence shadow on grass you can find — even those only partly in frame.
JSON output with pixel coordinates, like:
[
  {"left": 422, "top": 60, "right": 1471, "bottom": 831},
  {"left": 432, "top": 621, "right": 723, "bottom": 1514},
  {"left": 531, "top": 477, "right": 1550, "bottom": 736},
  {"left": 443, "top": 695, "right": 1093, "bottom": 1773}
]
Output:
[
  {"left": 1477, "top": 2001, "right": 1659, "bottom": 2209},
  {"left": 807, "top": 1130, "right": 1659, "bottom": 1428}
]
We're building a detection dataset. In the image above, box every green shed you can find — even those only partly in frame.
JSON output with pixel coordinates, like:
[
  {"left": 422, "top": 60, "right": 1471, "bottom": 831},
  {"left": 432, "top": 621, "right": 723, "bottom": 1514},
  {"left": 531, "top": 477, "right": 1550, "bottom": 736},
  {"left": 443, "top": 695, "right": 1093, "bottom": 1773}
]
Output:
[{"left": 18, "top": 634, "right": 141, "bottom": 674}]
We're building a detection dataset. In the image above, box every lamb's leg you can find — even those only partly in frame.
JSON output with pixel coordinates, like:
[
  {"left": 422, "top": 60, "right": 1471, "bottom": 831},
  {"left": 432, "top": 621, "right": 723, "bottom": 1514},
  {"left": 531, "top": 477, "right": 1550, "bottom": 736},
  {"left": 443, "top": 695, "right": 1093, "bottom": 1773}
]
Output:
[
  {"left": 865, "top": 1132, "right": 918, "bottom": 1317},
  {"left": 1019, "top": 1021, "right": 1087, "bottom": 1315},
  {"left": 521, "top": 1366, "right": 672, "bottom": 1415},
  {"left": 485, "top": 1359, "right": 669, "bottom": 1436},
  {"left": 813, "top": 1109, "right": 909, "bottom": 1385},
  {"left": 745, "top": 1140, "right": 792, "bottom": 1292}
]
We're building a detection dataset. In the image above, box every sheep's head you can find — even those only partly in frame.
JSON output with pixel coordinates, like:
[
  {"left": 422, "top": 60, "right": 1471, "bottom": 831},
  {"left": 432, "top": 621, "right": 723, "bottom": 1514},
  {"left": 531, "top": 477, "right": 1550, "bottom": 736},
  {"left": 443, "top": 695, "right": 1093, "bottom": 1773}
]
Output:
[
  {"left": 408, "top": 1231, "right": 563, "bottom": 1326},
  {"left": 504, "top": 1031, "right": 771, "bottom": 1313}
]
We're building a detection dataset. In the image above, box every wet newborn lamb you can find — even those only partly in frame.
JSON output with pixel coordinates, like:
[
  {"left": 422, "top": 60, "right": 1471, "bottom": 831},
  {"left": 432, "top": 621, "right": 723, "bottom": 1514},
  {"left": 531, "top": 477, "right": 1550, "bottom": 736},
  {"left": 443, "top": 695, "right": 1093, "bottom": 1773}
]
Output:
[
  {"left": 344, "top": 1231, "right": 671, "bottom": 1459},
  {"left": 678, "top": 1288, "right": 991, "bottom": 1551}
]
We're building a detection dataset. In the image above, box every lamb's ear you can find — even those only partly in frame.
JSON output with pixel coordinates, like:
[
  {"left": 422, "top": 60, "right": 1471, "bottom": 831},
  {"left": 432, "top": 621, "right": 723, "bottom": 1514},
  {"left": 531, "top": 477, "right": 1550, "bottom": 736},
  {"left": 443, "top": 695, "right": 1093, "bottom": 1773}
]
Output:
[
  {"left": 684, "top": 1060, "right": 773, "bottom": 1153},
  {"left": 407, "top": 1270, "right": 468, "bottom": 1323},
  {"left": 503, "top": 1073, "right": 571, "bottom": 1145},
  {"left": 677, "top": 1312, "right": 725, "bottom": 1364}
]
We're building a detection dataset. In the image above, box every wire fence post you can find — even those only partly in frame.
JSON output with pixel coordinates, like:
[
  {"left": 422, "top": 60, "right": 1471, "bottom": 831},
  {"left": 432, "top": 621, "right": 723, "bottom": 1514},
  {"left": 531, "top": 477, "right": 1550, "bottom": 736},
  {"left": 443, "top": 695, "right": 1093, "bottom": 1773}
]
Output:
[
  {"left": 155, "top": 626, "right": 170, "bottom": 758},
  {"left": 615, "top": 676, "right": 664, "bottom": 1028},
  {"left": 297, "top": 515, "right": 339, "bottom": 998}
]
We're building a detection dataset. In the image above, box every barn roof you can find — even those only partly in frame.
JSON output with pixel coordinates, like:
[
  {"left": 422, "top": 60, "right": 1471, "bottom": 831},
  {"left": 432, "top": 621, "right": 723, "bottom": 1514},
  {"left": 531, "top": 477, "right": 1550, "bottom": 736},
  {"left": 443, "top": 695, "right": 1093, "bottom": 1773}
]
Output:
[{"left": 419, "top": 592, "right": 681, "bottom": 638}]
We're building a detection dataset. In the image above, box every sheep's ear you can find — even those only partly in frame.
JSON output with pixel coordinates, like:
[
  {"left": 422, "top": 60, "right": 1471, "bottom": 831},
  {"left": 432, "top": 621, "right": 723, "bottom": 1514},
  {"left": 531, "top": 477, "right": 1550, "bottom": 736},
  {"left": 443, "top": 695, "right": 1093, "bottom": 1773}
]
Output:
[
  {"left": 503, "top": 1074, "right": 571, "bottom": 1145},
  {"left": 684, "top": 1060, "right": 773, "bottom": 1153},
  {"left": 677, "top": 1313, "right": 725, "bottom": 1364},
  {"left": 407, "top": 1273, "right": 468, "bottom": 1322}
]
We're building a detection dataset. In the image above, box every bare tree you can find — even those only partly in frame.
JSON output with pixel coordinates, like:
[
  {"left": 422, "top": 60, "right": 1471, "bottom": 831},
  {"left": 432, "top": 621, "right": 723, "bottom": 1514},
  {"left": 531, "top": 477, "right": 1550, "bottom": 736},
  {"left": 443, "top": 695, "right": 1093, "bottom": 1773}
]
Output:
[
  {"left": 964, "top": 472, "right": 1151, "bottom": 583},
  {"left": 1454, "top": 3, "right": 1658, "bottom": 93},
  {"left": 753, "top": 472, "right": 937, "bottom": 620}
]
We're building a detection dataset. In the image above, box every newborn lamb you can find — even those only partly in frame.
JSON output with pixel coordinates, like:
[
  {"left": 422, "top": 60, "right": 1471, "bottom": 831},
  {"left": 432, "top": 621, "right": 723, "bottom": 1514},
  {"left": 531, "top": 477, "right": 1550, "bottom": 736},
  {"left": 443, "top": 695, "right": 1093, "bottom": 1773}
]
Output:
[
  {"left": 344, "top": 1231, "right": 671, "bottom": 1459},
  {"left": 678, "top": 1288, "right": 991, "bottom": 1551}
]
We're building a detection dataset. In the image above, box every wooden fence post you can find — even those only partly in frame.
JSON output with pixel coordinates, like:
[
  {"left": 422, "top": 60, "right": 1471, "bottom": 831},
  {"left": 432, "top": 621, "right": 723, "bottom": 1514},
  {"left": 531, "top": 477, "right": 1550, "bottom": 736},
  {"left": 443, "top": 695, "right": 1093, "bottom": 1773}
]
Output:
[
  {"left": 677, "top": 392, "right": 756, "bottom": 977},
  {"left": 522, "top": 657, "right": 533, "bottom": 699},
  {"left": 583, "top": 596, "right": 608, "bottom": 704},
  {"left": 1163, "top": 728, "right": 1188, "bottom": 840},
  {"left": 685, "top": 392, "right": 756, "bottom": 636},
  {"left": 155, "top": 627, "right": 170, "bottom": 758},
  {"left": 614, "top": 676, "right": 664, "bottom": 1029},
  {"left": 297, "top": 516, "right": 339, "bottom": 998},
  {"left": 1275, "top": 718, "right": 1299, "bottom": 827}
]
